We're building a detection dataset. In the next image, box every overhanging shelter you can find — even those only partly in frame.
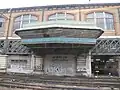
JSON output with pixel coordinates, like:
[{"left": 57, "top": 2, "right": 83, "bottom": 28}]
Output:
[{"left": 15, "top": 21, "right": 103, "bottom": 76}]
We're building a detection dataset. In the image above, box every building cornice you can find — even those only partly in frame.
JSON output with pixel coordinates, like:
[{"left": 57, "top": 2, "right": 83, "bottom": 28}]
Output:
[{"left": 0, "top": 3, "right": 120, "bottom": 13}]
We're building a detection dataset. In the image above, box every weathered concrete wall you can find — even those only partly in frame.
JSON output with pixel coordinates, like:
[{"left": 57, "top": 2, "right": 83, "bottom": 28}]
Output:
[
  {"left": 86, "top": 52, "right": 92, "bottom": 77},
  {"left": 33, "top": 55, "right": 44, "bottom": 74},
  {"left": 7, "top": 55, "right": 33, "bottom": 74},
  {"left": 44, "top": 54, "right": 75, "bottom": 76},
  {"left": 76, "top": 52, "right": 92, "bottom": 77},
  {"left": 0, "top": 55, "right": 8, "bottom": 72},
  {"left": 76, "top": 55, "right": 87, "bottom": 76}
]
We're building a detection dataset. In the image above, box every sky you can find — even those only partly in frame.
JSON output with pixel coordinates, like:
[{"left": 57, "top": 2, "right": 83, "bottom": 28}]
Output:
[{"left": 0, "top": 0, "right": 120, "bottom": 9}]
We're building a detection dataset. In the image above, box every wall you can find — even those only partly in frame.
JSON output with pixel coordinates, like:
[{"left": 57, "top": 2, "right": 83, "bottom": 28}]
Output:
[
  {"left": 76, "top": 55, "right": 87, "bottom": 76},
  {"left": 0, "top": 55, "right": 8, "bottom": 72},
  {"left": 7, "top": 55, "right": 33, "bottom": 73},
  {"left": 76, "top": 53, "right": 92, "bottom": 77},
  {"left": 81, "top": 6, "right": 120, "bottom": 36},
  {"left": 0, "top": 5, "right": 120, "bottom": 38},
  {"left": 44, "top": 54, "right": 76, "bottom": 76},
  {"left": 33, "top": 55, "right": 44, "bottom": 74}
]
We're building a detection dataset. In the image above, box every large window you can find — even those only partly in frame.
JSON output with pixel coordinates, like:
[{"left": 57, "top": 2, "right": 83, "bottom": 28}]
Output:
[
  {"left": 0, "top": 16, "right": 5, "bottom": 31},
  {"left": 48, "top": 12, "right": 74, "bottom": 21},
  {"left": 87, "top": 12, "right": 114, "bottom": 30},
  {"left": 13, "top": 14, "right": 38, "bottom": 30}
]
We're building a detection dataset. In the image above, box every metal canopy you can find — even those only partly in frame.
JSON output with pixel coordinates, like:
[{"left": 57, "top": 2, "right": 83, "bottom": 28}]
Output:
[
  {"left": 15, "top": 21, "right": 103, "bottom": 39},
  {"left": 14, "top": 21, "right": 103, "bottom": 55}
]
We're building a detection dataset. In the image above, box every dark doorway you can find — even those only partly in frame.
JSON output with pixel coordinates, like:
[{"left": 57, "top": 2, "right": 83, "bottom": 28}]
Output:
[{"left": 92, "top": 55, "right": 118, "bottom": 76}]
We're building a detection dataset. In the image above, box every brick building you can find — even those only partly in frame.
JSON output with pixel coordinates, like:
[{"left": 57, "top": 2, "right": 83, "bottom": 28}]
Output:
[{"left": 0, "top": 3, "right": 120, "bottom": 77}]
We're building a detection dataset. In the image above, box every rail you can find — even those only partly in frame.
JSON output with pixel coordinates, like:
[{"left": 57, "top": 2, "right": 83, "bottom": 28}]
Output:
[{"left": 0, "top": 74, "right": 120, "bottom": 89}]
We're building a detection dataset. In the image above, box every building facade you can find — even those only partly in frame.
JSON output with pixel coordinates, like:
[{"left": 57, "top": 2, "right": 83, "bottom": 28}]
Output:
[{"left": 0, "top": 3, "right": 120, "bottom": 77}]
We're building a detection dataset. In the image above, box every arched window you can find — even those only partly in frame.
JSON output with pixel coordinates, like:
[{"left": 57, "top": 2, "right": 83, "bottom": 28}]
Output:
[
  {"left": 13, "top": 14, "right": 38, "bottom": 30},
  {"left": 0, "top": 16, "right": 5, "bottom": 31},
  {"left": 87, "top": 12, "right": 114, "bottom": 30},
  {"left": 48, "top": 12, "right": 74, "bottom": 21}
]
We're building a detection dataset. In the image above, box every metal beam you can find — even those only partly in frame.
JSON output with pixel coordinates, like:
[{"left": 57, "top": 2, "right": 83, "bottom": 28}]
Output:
[
  {"left": 91, "top": 38, "right": 120, "bottom": 55},
  {"left": 0, "top": 39, "right": 31, "bottom": 54},
  {"left": 0, "top": 38, "right": 120, "bottom": 55}
]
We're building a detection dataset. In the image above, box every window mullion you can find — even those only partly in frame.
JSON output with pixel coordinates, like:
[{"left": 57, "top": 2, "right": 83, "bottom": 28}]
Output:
[
  {"left": 103, "top": 12, "right": 107, "bottom": 29},
  {"left": 65, "top": 12, "right": 67, "bottom": 20},
  {"left": 20, "top": 15, "right": 23, "bottom": 28},
  {"left": 29, "top": 14, "right": 31, "bottom": 23},
  {"left": 56, "top": 13, "right": 57, "bottom": 21},
  {"left": 94, "top": 12, "right": 96, "bottom": 25}
]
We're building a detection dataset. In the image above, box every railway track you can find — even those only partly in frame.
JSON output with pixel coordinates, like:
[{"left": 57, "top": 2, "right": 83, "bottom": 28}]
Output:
[
  {"left": 0, "top": 81, "right": 98, "bottom": 90},
  {"left": 0, "top": 74, "right": 120, "bottom": 89}
]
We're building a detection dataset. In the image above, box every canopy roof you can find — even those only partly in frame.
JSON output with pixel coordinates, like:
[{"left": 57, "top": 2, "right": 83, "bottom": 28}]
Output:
[
  {"left": 22, "top": 37, "right": 96, "bottom": 45},
  {"left": 15, "top": 20, "right": 104, "bottom": 39}
]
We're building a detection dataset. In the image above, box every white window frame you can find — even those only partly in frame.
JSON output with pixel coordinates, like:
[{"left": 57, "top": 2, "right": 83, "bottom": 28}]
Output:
[
  {"left": 14, "top": 14, "right": 38, "bottom": 29},
  {"left": 48, "top": 12, "right": 74, "bottom": 21},
  {"left": 87, "top": 12, "right": 114, "bottom": 30}
]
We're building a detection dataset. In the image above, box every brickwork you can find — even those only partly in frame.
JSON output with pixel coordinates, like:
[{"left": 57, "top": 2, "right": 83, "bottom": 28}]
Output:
[{"left": 0, "top": 3, "right": 119, "bottom": 38}]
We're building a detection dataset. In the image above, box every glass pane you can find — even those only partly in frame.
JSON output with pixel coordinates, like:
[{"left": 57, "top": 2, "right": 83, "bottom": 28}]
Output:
[
  {"left": 96, "top": 18, "right": 104, "bottom": 29},
  {"left": 56, "top": 17, "right": 66, "bottom": 20},
  {"left": 0, "top": 22, "right": 4, "bottom": 31},
  {"left": 13, "top": 21, "right": 21, "bottom": 30},
  {"left": 23, "top": 21, "right": 29, "bottom": 24},
  {"left": 23, "top": 14, "right": 29, "bottom": 20},
  {"left": 49, "top": 14, "right": 56, "bottom": 19},
  {"left": 106, "top": 18, "right": 114, "bottom": 30},
  {"left": 87, "top": 13, "right": 94, "bottom": 18},
  {"left": 48, "top": 18, "right": 56, "bottom": 21},
  {"left": 105, "top": 13, "right": 113, "bottom": 18},
  {"left": 0, "top": 18, "right": 5, "bottom": 22},
  {"left": 57, "top": 14, "right": 65, "bottom": 20},
  {"left": 30, "top": 20, "right": 38, "bottom": 23},
  {"left": 57, "top": 13, "right": 65, "bottom": 17},
  {"left": 57, "top": 18, "right": 65, "bottom": 20},
  {"left": 66, "top": 18, "right": 74, "bottom": 20},
  {"left": 0, "top": 22, "right": 3, "bottom": 27},
  {"left": 66, "top": 14, "right": 74, "bottom": 20},
  {"left": 49, "top": 17, "right": 56, "bottom": 20},
  {"left": 96, "top": 12, "right": 104, "bottom": 18},
  {"left": 15, "top": 16, "right": 21, "bottom": 21},
  {"left": 86, "top": 18, "right": 94, "bottom": 23},
  {"left": 22, "top": 21, "right": 29, "bottom": 28},
  {"left": 31, "top": 15, "right": 37, "bottom": 20},
  {"left": 0, "top": 17, "right": 5, "bottom": 31}
]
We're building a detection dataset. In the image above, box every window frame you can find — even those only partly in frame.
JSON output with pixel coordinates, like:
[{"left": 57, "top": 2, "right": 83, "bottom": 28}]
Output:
[
  {"left": 48, "top": 12, "right": 75, "bottom": 21},
  {"left": 0, "top": 16, "right": 5, "bottom": 29},
  {"left": 86, "top": 12, "right": 114, "bottom": 30},
  {"left": 13, "top": 14, "right": 38, "bottom": 30}
]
